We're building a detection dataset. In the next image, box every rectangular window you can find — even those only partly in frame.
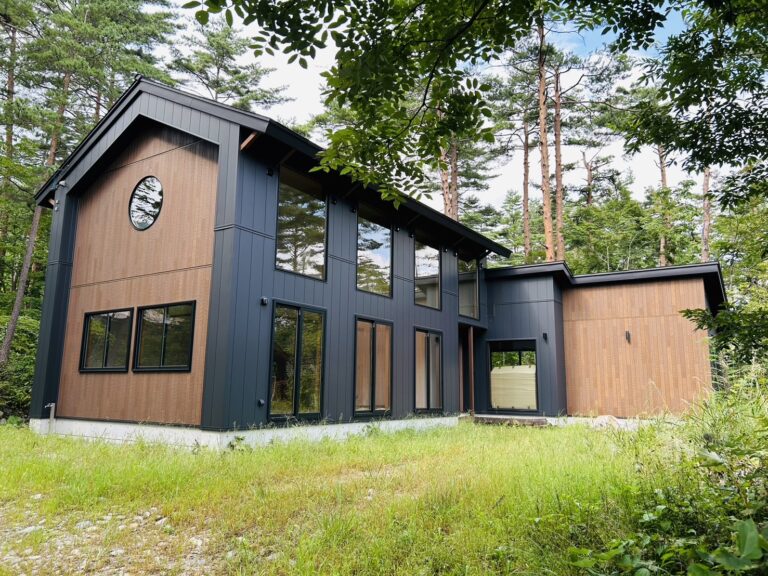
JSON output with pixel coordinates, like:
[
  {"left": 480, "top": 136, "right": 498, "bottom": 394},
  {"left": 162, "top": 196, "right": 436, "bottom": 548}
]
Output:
[
  {"left": 490, "top": 340, "right": 537, "bottom": 411},
  {"left": 134, "top": 302, "right": 195, "bottom": 371},
  {"left": 458, "top": 258, "right": 479, "bottom": 318},
  {"left": 355, "top": 319, "right": 392, "bottom": 414},
  {"left": 356, "top": 210, "right": 392, "bottom": 296},
  {"left": 270, "top": 304, "right": 324, "bottom": 418},
  {"left": 80, "top": 309, "right": 133, "bottom": 371},
  {"left": 275, "top": 169, "right": 327, "bottom": 280},
  {"left": 415, "top": 329, "right": 442, "bottom": 411},
  {"left": 414, "top": 241, "right": 440, "bottom": 309}
]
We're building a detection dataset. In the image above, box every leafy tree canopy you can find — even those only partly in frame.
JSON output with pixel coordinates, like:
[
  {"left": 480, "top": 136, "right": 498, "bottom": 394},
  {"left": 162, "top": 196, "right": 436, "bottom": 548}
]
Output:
[
  {"left": 188, "top": 0, "right": 677, "bottom": 198},
  {"left": 190, "top": 0, "right": 765, "bottom": 207}
]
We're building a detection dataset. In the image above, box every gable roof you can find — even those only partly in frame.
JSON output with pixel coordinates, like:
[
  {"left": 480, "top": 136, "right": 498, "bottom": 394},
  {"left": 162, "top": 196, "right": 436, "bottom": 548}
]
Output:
[
  {"left": 36, "top": 77, "right": 510, "bottom": 259},
  {"left": 485, "top": 261, "right": 727, "bottom": 312}
]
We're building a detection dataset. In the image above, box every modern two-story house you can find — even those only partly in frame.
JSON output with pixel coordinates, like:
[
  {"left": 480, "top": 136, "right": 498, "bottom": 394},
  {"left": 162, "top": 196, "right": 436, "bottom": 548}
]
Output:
[{"left": 29, "top": 78, "right": 725, "bottom": 445}]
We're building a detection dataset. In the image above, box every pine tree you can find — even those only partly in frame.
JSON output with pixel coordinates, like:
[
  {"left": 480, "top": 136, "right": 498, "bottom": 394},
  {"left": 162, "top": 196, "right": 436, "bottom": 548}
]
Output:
[
  {"left": 0, "top": 0, "right": 176, "bottom": 367},
  {"left": 170, "top": 17, "right": 288, "bottom": 112}
]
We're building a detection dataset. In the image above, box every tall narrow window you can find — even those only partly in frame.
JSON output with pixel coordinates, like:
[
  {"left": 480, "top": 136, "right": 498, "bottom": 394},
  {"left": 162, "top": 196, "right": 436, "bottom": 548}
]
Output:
[
  {"left": 355, "top": 319, "right": 392, "bottom": 414},
  {"left": 415, "top": 329, "right": 442, "bottom": 411},
  {"left": 270, "top": 304, "right": 325, "bottom": 418},
  {"left": 458, "top": 258, "right": 479, "bottom": 318},
  {"left": 356, "top": 211, "right": 392, "bottom": 296},
  {"left": 134, "top": 302, "right": 195, "bottom": 371},
  {"left": 80, "top": 309, "right": 133, "bottom": 371},
  {"left": 414, "top": 242, "right": 440, "bottom": 308},
  {"left": 490, "top": 340, "right": 537, "bottom": 411},
  {"left": 275, "top": 169, "right": 327, "bottom": 279}
]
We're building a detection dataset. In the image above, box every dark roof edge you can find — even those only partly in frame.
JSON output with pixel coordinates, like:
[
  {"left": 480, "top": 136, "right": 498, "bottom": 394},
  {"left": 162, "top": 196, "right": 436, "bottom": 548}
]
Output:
[
  {"left": 485, "top": 261, "right": 572, "bottom": 280},
  {"left": 486, "top": 261, "right": 727, "bottom": 312},
  {"left": 35, "top": 75, "right": 145, "bottom": 204}
]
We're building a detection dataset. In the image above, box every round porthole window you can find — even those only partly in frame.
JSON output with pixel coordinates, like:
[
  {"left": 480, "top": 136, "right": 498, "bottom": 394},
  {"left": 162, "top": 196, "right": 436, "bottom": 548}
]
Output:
[{"left": 129, "top": 176, "right": 163, "bottom": 230}]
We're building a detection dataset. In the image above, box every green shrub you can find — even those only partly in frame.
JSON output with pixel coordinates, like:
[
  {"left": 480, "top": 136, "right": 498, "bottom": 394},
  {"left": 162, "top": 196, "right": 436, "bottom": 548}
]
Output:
[
  {"left": 0, "top": 315, "right": 40, "bottom": 420},
  {"left": 570, "top": 367, "right": 768, "bottom": 575}
]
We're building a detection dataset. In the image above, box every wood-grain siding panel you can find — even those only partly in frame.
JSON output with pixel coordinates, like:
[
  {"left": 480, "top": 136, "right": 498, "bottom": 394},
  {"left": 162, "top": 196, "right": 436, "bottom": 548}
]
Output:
[
  {"left": 563, "top": 279, "right": 712, "bottom": 417},
  {"left": 72, "top": 127, "right": 218, "bottom": 287},
  {"left": 58, "top": 125, "right": 218, "bottom": 425}
]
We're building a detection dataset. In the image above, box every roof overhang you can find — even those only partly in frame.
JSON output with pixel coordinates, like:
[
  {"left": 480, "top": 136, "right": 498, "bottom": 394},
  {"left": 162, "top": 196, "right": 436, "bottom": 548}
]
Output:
[{"left": 486, "top": 261, "right": 727, "bottom": 313}]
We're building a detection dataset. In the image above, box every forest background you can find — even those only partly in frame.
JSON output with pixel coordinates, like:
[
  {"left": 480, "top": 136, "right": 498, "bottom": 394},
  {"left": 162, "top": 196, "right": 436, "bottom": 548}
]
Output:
[{"left": 0, "top": 0, "right": 766, "bottom": 420}]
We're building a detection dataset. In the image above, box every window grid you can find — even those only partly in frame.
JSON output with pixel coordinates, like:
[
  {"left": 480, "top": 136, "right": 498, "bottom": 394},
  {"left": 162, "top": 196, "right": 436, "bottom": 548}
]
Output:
[{"left": 133, "top": 301, "right": 195, "bottom": 372}]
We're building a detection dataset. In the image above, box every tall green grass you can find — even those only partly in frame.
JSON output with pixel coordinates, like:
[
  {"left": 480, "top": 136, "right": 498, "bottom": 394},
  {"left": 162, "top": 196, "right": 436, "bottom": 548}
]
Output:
[{"left": 0, "top": 423, "right": 661, "bottom": 574}]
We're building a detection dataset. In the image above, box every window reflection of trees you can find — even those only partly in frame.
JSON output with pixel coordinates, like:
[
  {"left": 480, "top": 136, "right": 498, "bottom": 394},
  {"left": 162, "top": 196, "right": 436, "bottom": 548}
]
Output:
[
  {"left": 415, "top": 242, "right": 440, "bottom": 308},
  {"left": 458, "top": 258, "right": 479, "bottom": 318},
  {"left": 275, "top": 175, "right": 326, "bottom": 279},
  {"left": 270, "top": 305, "right": 324, "bottom": 418},
  {"left": 129, "top": 177, "right": 163, "bottom": 230},
  {"left": 357, "top": 215, "right": 391, "bottom": 296},
  {"left": 271, "top": 306, "right": 298, "bottom": 416},
  {"left": 81, "top": 310, "right": 131, "bottom": 370},
  {"left": 136, "top": 303, "right": 194, "bottom": 369}
]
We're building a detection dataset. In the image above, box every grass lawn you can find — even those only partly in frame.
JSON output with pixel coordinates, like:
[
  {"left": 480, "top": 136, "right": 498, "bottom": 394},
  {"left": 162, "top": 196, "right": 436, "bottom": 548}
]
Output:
[{"left": 0, "top": 422, "right": 660, "bottom": 575}]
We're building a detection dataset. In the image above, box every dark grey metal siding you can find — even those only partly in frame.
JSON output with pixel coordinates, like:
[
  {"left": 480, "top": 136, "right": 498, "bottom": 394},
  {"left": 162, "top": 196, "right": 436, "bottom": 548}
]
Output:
[
  {"left": 200, "top": 155, "right": 463, "bottom": 429},
  {"left": 475, "top": 274, "right": 567, "bottom": 416},
  {"left": 30, "top": 184, "right": 77, "bottom": 418}
]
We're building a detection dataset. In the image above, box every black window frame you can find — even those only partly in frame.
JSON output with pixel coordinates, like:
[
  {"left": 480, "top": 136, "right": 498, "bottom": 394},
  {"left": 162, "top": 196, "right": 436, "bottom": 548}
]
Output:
[
  {"left": 355, "top": 207, "right": 394, "bottom": 298},
  {"left": 413, "top": 327, "right": 444, "bottom": 413},
  {"left": 79, "top": 308, "right": 134, "bottom": 373},
  {"left": 353, "top": 316, "right": 394, "bottom": 418},
  {"left": 458, "top": 257, "right": 480, "bottom": 320},
  {"left": 486, "top": 338, "right": 539, "bottom": 414},
  {"left": 132, "top": 300, "right": 196, "bottom": 373},
  {"left": 274, "top": 166, "right": 329, "bottom": 282},
  {"left": 267, "top": 300, "right": 327, "bottom": 422},
  {"left": 414, "top": 240, "right": 442, "bottom": 310}
]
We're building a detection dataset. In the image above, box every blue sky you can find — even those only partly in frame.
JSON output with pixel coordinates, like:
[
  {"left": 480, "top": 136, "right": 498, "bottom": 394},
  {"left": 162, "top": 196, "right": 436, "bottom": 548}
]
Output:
[{"left": 565, "top": 8, "right": 686, "bottom": 57}]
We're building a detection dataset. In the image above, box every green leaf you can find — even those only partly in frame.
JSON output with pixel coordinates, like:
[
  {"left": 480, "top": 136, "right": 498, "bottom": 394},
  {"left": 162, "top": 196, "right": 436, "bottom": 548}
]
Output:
[
  {"left": 225, "top": 9, "right": 233, "bottom": 27},
  {"left": 713, "top": 549, "right": 753, "bottom": 571},
  {"left": 736, "top": 520, "right": 762, "bottom": 560},
  {"left": 181, "top": 1, "right": 199, "bottom": 8},
  {"left": 194, "top": 10, "right": 209, "bottom": 25},
  {"left": 687, "top": 564, "right": 713, "bottom": 576}
]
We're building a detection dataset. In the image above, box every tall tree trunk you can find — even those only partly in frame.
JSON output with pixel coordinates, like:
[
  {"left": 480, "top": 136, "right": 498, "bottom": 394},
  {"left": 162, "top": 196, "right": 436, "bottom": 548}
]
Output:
[
  {"left": 448, "top": 139, "right": 459, "bottom": 220},
  {"left": 3, "top": 26, "right": 16, "bottom": 174},
  {"left": 657, "top": 144, "right": 668, "bottom": 267},
  {"left": 440, "top": 137, "right": 459, "bottom": 220},
  {"left": 553, "top": 69, "right": 565, "bottom": 261},
  {"left": 0, "top": 72, "right": 71, "bottom": 367},
  {"left": 0, "top": 25, "right": 17, "bottom": 293},
  {"left": 94, "top": 90, "right": 102, "bottom": 122},
  {"left": 522, "top": 119, "right": 531, "bottom": 261},
  {"left": 658, "top": 145, "right": 668, "bottom": 189},
  {"left": 582, "top": 151, "right": 594, "bottom": 206},
  {"left": 537, "top": 20, "right": 554, "bottom": 262},
  {"left": 701, "top": 167, "right": 711, "bottom": 262},
  {"left": 440, "top": 146, "right": 450, "bottom": 215}
]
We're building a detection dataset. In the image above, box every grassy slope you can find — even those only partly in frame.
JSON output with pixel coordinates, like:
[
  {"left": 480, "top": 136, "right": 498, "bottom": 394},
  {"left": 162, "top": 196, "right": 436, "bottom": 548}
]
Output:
[{"left": 0, "top": 422, "right": 659, "bottom": 575}]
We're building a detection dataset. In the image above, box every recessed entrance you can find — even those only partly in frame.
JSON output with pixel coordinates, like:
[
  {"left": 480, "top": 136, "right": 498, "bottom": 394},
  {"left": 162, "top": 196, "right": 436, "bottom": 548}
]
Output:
[{"left": 489, "top": 339, "right": 538, "bottom": 412}]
